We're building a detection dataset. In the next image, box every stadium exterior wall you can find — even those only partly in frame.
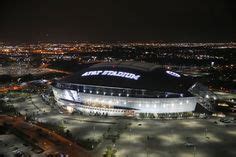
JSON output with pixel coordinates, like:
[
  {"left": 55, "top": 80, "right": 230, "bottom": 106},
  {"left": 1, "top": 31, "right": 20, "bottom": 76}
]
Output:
[{"left": 52, "top": 86, "right": 197, "bottom": 116}]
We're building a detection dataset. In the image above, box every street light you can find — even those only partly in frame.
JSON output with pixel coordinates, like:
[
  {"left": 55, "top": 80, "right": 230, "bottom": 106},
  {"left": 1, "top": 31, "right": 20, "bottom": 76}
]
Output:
[
  {"left": 193, "top": 146, "right": 196, "bottom": 157},
  {"left": 146, "top": 136, "right": 149, "bottom": 157},
  {"left": 204, "top": 128, "right": 208, "bottom": 138},
  {"left": 93, "top": 125, "right": 96, "bottom": 140},
  {"left": 129, "top": 128, "right": 132, "bottom": 140}
]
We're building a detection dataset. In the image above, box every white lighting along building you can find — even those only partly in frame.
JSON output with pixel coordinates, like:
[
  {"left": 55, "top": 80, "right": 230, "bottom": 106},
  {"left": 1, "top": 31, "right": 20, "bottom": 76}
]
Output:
[{"left": 52, "top": 61, "right": 207, "bottom": 117}]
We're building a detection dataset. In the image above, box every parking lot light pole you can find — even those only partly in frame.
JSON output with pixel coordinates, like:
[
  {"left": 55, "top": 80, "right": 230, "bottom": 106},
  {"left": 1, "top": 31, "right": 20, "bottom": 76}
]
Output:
[
  {"left": 146, "top": 136, "right": 149, "bottom": 157},
  {"left": 193, "top": 146, "right": 196, "bottom": 157},
  {"left": 205, "top": 128, "right": 208, "bottom": 138},
  {"left": 129, "top": 128, "right": 132, "bottom": 140},
  {"left": 93, "top": 125, "right": 96, "bottom": 140}
]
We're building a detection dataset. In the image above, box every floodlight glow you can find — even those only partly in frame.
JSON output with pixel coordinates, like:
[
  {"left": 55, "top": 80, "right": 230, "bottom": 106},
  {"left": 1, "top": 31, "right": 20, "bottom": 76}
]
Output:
[{"left": 66, "top": 106, "right": 74, "bottom": 113}]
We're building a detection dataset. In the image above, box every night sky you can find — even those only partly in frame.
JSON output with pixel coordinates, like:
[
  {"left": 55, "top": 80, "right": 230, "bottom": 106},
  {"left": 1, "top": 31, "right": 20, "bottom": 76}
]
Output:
[{"left": 0, "top": 0, "right": 236, "bottom": 42}]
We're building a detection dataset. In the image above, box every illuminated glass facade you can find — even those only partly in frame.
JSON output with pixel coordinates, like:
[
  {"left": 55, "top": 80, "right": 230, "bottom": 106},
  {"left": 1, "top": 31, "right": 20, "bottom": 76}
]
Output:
[{"left": 52, "top": 84, "right": 197, "bottom": 116}]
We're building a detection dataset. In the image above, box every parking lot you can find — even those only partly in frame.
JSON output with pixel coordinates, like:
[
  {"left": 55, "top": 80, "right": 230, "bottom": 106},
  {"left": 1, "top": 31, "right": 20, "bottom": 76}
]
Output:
[
  {"left": 0, "top": 134, "right": 44, "bottom": 157},
  {"left": 1, "top": 92, "right": 236, "bottom": 157},
  {"left": 102, "top": 119, "right": 236, "bottom": 157},
  {"left": 38, "top": 113, "right": 236, "bottom": 157}
]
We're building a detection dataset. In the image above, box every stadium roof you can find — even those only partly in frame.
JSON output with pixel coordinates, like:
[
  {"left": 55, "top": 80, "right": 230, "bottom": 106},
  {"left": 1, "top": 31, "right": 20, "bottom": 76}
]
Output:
[{"left": 59, "top": 61, "right": 195, "bottom": 94}]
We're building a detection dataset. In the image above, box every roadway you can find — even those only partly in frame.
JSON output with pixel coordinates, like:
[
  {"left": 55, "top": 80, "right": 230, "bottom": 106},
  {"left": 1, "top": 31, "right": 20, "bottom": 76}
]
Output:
[{"left": 0, "top": 115, "right": 91, "bottom": 157}]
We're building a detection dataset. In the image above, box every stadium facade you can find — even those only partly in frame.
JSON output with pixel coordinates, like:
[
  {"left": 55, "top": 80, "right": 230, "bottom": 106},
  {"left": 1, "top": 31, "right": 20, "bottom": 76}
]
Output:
[{"left": 52, "top": 62, "right": 210, "bottom": 117}]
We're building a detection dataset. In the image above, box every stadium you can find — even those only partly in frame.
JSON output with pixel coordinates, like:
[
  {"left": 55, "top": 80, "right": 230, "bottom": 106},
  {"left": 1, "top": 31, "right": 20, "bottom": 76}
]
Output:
[{"left": 52, "top": 61, "right": 213, "bottom": 117}]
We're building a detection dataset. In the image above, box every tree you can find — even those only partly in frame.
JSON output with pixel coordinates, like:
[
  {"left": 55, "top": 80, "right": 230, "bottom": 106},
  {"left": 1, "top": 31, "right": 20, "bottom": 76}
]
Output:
[{"left": 103, "top": 145, "right": 117, "bottom": 157}]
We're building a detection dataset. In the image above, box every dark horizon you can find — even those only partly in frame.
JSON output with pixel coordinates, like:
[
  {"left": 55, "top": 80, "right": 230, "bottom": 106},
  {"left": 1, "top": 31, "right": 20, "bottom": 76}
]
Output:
[{"left": 0, "top": 0, "right": 236, "bottom": 43}]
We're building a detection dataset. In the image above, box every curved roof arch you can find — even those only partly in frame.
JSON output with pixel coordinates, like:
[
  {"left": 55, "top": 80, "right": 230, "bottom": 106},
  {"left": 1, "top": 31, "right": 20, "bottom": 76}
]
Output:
[{"left": 59, "top": 61, "right": 196, "bottom": 94}]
